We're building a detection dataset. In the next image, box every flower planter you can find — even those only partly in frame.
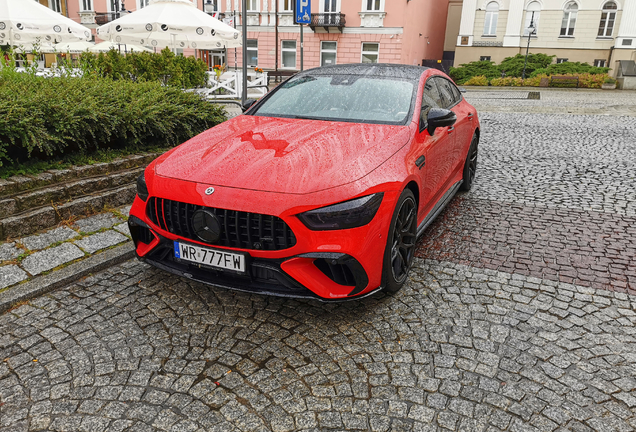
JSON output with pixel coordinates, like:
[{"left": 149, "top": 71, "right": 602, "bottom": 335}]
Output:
[{"left": 602, "top": 83, "right": 617, "bottom": 90}]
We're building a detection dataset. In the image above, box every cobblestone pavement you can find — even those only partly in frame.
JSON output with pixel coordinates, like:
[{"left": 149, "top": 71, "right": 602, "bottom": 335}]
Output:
[
  {"left": 0, "top": 208, "right": 131, "bottom": 291},
  {"left": 1, "top": 90, "right": 636, "bottom": 431}
]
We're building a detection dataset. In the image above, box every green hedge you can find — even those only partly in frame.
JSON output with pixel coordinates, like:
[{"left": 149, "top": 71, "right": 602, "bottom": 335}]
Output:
[
  {"left": 450, "top": 53, "right": 610, "bottom": 85},
  {"left": 76, "top": 48, "right": 209, "bottom": 89},
  {"left": 0, "top": 70, "right": 226, "bottom": 167}
]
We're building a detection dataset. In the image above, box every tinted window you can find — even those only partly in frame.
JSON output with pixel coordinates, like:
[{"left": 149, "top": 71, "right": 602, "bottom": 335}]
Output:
[
  {"left": 423, "top": 79, "right": 443, "bottom": 112},
  {"left": 434, "top": 77, "right": 457, "bottom": 109}
]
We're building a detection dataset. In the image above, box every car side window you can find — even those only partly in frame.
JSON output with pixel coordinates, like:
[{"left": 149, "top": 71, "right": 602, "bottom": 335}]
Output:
[
  {"left": 422, "top": 79, "right": 442, "bottom": 115},
  {"left": 435, "top": 77, "right": 457, "bottom": 109},
  {"left": 421, "top": 79, "right": 442, "bottom": 130},
  {"left": 450, "top": 81, "right": 463, "bottom": 103}
]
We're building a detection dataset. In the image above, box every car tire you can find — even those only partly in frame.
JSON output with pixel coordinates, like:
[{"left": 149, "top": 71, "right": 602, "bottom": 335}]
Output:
[
  {"left": 382, "top": 189, "right": 417, "bottom": 294},
  {"left": 459, "top": 132, "right": 479, "bottom": 192}
]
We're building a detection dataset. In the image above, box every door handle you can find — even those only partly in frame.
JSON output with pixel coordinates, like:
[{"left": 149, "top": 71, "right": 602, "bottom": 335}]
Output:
[
  {"left": 467, "top": 113, "right": 474, "bottom": 120},
  {"left": 415, "top": 155, "right": 426, "bottom": 169},
  {"left": 447, "top": 127, "right": 455, "bottom": 134}
]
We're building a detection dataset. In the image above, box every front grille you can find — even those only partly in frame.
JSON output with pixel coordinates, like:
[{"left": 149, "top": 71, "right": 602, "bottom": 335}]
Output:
[{"left": 146, "top": 197, "right": 296, "bottom": 251}]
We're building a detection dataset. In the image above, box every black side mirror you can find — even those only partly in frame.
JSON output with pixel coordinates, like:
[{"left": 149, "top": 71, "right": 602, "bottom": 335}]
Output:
[
  {"left": 242, "top": 99, "right": 257, "bottom": 112},
  {"left": 427, "top": 108, "right": 457, "bottom": 136}
]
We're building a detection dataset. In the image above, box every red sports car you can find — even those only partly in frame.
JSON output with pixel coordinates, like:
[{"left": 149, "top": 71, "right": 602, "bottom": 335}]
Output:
[{"left": 128, "top": 64, "right": 479, "bottom": 300}]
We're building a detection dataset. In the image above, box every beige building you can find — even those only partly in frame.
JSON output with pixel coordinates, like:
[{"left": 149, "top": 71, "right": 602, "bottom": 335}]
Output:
[{"left": 454, "top": 0, "right": 636, "bottom": 76}]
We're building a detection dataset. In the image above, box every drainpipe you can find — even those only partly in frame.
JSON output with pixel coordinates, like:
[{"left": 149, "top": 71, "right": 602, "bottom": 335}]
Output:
[{"left": 608, "top": 45, "right": 615, "bottom": 76}]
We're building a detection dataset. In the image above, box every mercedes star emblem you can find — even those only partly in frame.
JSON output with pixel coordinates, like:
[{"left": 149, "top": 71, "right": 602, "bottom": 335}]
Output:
[{"left": 204, "top": 187, "right": 215, "bottom": 195}]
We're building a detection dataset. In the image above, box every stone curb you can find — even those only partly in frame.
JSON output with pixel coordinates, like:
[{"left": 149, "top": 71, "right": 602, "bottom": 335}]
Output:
[{"left": 0, "top": 242, "right": 135, "bottom": 314}]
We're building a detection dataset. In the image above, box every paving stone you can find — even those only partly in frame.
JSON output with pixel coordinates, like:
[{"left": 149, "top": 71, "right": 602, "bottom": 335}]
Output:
[
  {"left": 0, "top": 264, "right": 28, "bottom": 289},
  {"left": 73, "top": 213, "right": 122, "bottom": 233},
  {"left": 0, "top": 242, "right": 21, "bottom": 261},
  {"left": 0, "top": 90, "right": 635, "bottom": 432},
  {"left": 19, "top": 227, "right": 79, "bottom": 251},
  {"left": 74, "top": 231, "right": 129, "bottom": 254},
  {"left": 21, "top": 243, "right": 85, "bottom": 276},
  {"left": 113, "top": 223, "right": 131, "bottom": 237}
]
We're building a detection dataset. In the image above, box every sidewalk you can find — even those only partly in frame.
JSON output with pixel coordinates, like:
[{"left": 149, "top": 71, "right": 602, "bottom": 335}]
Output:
[{"left": 0, "top": 206, "right": 135, "bottom": 312}]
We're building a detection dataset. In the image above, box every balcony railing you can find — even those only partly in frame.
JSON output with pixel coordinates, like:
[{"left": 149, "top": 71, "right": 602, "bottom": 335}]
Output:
[{"left": 309, "top": 13, "right": 345, "bottom": 33}]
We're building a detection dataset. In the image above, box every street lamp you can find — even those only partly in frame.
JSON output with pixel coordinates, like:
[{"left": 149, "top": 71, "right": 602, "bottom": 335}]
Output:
[
  {"left": 522, "top": 11, "right": 536, "bottom": 81},
  {"left": 203, "top": 0, "right": 217, "bottom": 14}
]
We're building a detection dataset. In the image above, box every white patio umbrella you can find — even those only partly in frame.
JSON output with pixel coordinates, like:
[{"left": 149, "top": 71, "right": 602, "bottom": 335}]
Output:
[
  {"left": 91, "top": 41, "right": 153, "bottom": 53},
  {"left": 96, "top": 0, "right": 241, "bottom": 51},
  {"left": 0, "top": 0, "right": 91, "bottom": 48},
  {"left": 51, "top": 40, "right": 96, "bottom": 53}
]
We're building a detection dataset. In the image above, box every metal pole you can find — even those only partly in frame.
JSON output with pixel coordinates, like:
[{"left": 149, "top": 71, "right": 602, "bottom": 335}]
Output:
[
  {"left": 241, "top": 0, "right": 247, "bottom": 105},
  {"left": 521, "top": 12, "right": 535, "bottom": 81},
  {"left": 300, "top": 23, "right": 303, "bottom": 71}
]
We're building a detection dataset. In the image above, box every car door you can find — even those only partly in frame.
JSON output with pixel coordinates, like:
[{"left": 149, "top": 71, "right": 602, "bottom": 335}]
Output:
[
  {"left": 436, "top": 77, "right": 471, "bottom": 176},
  {"left": 411, "top": 77, "right": 456, "bottom": 220}
]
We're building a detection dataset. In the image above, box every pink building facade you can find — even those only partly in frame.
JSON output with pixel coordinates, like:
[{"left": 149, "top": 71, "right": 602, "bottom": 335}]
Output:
[{"left": 65, "top": 0, "right": 450, "bottom": 70}]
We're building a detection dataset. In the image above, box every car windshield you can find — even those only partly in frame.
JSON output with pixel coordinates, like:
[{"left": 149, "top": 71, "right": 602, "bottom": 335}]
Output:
[{"left": 252, "top": 74, "right": 416, "bottom": 124}]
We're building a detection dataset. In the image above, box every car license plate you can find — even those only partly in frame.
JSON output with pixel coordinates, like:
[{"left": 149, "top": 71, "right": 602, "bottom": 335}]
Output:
[{"left": 174, "top": 241, "right": 246, "bottom": 273}]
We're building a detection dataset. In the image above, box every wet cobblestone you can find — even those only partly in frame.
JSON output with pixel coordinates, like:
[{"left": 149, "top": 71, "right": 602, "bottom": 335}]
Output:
[
  {"left": 1, "top": 90, "right": 635, "bottom": 431},
  {"left": 1, "top": 261, "right": 636, "bottom": 431}
]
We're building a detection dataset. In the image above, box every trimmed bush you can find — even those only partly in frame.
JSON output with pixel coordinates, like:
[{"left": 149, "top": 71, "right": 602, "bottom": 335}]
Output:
[
  {"left": 75, "top": 48, "right": 209, "bottom": 88},
  {"left": 0, "top": 70, "right": 226, "bottom": 167},
  {"left": 450, "top": 61, "right": 500, "bottom": 84},
  {"left": 530, "top": 61, "right": 609, "bottom": 78},
  {"left": 498, "top": 53, "right": 554, "bottom": 78},
  {"left": 489, "top": 77, "right": 524, "bottom": 86},
  {"left": 463, "top": 75, "right": 489, "bottom": 86}
]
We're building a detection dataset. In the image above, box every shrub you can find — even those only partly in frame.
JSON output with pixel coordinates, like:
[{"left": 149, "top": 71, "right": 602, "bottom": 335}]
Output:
[
  {"left": 463, "top": 75, "right": 489, "bottom": 86},
  {"left": 604, "top": 76, "right": 616, "bottom": 84},
  {"left": 76, "top": 48, "right": 208, "bottom": 88},
  {"left": 489, "top": 77, "right": 524, "bottom": 86},
  {"left": 0, "top": 71, "right": 226, "bottom": 167},
  {"left": 498, "top": 53, "right": 554, "bottom": 77},
  {"left": 450, "top": 61, "right": 500, "bottom": 84}
]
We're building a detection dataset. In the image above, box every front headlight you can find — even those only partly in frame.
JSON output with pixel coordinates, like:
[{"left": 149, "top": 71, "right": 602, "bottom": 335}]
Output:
[
  {"left": 136, "top": 172, "right": 149, "bottom": 202},
  {"left": 298, "top": 193, "right": 384, "bottom": 231}
]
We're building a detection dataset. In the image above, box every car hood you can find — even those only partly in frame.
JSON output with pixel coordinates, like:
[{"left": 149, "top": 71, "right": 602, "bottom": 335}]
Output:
[{"left": 154, "top": 115, "right": 412, "bottom": 194}]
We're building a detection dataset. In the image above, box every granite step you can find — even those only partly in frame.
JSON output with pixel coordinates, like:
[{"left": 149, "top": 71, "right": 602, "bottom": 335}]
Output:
[
  {"left": 0, "top": 166, "right": 144, "bottom": 219},
  {"left": 0, "top": 184, "right": 136, "bottom": 240},
  {"left": 0, "top": 152, "right": 158, "bottom": 198}
]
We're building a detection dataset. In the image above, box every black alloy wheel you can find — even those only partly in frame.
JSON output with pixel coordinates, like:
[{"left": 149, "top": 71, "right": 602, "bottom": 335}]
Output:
[
  {"left": 383, "top": 189, "right": 417, "bottom": 294},
  {"left": 460, "top": 132, "right": 479, "bottom": 191}
]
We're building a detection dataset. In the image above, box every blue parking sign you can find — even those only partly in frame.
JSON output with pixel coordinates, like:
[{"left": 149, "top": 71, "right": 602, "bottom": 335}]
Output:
[{"left": 295, "top": 0, "right": 311, "bottom": 24}]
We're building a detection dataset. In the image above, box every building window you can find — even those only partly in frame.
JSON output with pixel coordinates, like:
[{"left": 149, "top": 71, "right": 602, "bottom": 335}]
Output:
[
  {"left": 50, "top": 0, "right": 62, "bottom": 12},
  {"left": 361, "top": 42, "right": 379, "bottom": 63},
  {"left": 282, "top": 40, "right": 296, "bottom": 69},
  {"left": 560, "top": 2, "right": 578, "bottom": 37},
  {"left": 247, "top": 40, "right": 258, "bottom": 67},
  {"left": 139, "top": 0, "right": 150, "bottom": 8},
  {"left": 623, "top": 39, "right": 633, "bottom": 46},
  {"left": 556, "top": 58, "right": 568, "bottom": 64},
  {"left": 523, "top": 1, "right": 540, "bottom": 36},
  {"left": 594, "top": 59, "right": 606, "bottom": 67},
  {"left": 281, "top": 0, "right": 292, "bottom": 12},
  {"left": 480, "top": 56, "right": 491, "bottom": 61},
  {"left": 247, "top": 0, "right": 258, "bottom": 11},
  {"left": 483, "top": 2, "right": 499, "bottom": 36},
  {"left": 320, "top": 41, "right": 337, "bottom": 66},
  {"left": 81, "top": 0, "right": 93, "bottom": 10},
  {"left": 365, "top": 0, "right": 381, "bottom": 11},
  {"left": 598, "top": 2, "right": 617, "bottom": 37}
]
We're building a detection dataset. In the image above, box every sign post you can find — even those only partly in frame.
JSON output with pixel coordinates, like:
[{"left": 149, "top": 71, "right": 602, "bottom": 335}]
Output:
[{"left": 294, "top": 0, "right": 310, "bottom": 71}]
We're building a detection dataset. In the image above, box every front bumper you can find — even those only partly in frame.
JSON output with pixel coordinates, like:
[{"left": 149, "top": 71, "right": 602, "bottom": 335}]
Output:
[{"left": 128, "top": 186, "right": 400, "bottom": 300}]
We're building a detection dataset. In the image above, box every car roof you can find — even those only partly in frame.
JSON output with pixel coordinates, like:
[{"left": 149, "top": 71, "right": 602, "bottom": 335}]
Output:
[{"left": 298, "top": 63, "right": 429, "bottom": 80}]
